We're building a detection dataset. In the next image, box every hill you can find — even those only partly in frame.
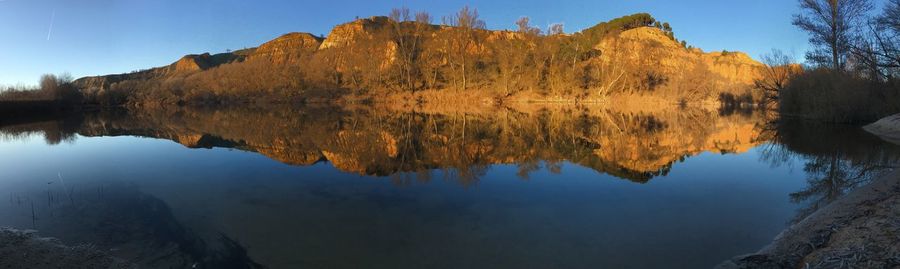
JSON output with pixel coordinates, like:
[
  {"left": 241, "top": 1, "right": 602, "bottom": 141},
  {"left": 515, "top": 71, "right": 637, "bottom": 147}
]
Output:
[{"left": 72, "top": 12, "right": 765, "bottom": 106}]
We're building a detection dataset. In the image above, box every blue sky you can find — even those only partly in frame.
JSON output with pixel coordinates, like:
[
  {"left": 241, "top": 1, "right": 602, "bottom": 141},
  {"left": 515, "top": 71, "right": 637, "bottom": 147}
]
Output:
[{"left": 0, "top": 0, "right": 888, "bottom": 85}]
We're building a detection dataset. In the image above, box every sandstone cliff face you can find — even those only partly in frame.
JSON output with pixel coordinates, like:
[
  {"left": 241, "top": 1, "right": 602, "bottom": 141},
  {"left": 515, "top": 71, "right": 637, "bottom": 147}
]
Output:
[
  {"left": 250, "top": 32, "right": 323, "bottom": 64},
  {"left": 320, "top": 16, "right": 392, "bottom": 49},
  {"left": 596, "top": 27, "right": 764, "bottom": 87},
  {"left": 702, "top": 51, "right": 764, "bottom": 85},
  {"left": 171, "top": 53, "right": 212, "bottom": 73},
  {"left": 74, "top": 50, "right": 247, "bottom": 93}
]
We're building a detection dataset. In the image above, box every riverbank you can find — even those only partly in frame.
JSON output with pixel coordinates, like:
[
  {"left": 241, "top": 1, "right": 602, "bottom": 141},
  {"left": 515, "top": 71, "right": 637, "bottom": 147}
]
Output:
[
  {"left": 0, "top": 228, "right": 134, "bottom": 269},
  {"left": 717, "top": 134, "right": 900, "bottom": 268},
  {"left": 865, "top": 114, "right": 900, "bottom": 145}
]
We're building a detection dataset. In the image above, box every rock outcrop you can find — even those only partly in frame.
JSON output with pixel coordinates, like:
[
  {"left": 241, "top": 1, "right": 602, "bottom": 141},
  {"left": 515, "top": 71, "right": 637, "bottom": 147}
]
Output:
[
  {"left": 320, "top": 16, "right": 392, "bottom": 49},
  {"left": 703, "top": 51, "right": 764, "bottom": 85},
  {"left": 74, "top": 50, "right": 249, "bottom": 93},
  {"left": 0, "top": 228, "right": 134, "bottom": 269},
  {"left": 171, "top": 53, "right": 212, "bottom": 73},
  {"left": 250, "top": 32, "right": 323, "bottom": 64},
  {"left": 865, "top": 114, "right": 900, "bottom": 145},
  {"left": 596, "top": 27, "right": 763, "bottom": 87}
]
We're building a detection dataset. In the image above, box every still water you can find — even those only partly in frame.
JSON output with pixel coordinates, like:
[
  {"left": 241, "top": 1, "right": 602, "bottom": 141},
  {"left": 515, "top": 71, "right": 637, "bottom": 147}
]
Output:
[{"left": 0, "top": 106, "right": 897, "bottom": 268}]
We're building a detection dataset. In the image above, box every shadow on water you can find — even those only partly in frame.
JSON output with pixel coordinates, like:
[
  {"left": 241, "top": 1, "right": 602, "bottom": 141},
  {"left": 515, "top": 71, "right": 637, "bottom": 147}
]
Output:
[
  {"left": 4, "top": 181, "right": 262, "bottom": 268},
  {"left": 761, "top": 119, "right": 900, "bottom": 223}
]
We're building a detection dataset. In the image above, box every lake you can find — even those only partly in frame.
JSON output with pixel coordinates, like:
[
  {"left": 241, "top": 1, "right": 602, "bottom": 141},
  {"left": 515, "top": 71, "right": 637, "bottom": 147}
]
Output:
[{"left": 0, "top": 105, "right": 897, "bottom": 269}]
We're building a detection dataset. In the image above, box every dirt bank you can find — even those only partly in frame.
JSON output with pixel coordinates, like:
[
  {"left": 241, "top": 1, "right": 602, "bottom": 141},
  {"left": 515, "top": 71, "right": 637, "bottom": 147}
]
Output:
[
  {"left": 0, "top": 228, "right": 135, "bottom": 269},
  {"left": 717, "top": 169, "right": 900, "bottom": 268},
  {"left": 865, "top": 113, "right": 900, "bottom": 145}
]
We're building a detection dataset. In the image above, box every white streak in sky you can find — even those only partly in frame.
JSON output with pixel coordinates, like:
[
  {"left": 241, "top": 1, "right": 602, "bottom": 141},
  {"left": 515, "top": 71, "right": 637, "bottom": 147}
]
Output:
[{"left": 47, "top": 9, "right": 56, "bottom": 41}]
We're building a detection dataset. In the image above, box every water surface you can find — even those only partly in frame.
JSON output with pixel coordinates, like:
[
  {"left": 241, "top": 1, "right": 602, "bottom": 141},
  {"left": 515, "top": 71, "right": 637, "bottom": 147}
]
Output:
[{"left": 0, "top": 106, "right": 896, "bottom": 268}]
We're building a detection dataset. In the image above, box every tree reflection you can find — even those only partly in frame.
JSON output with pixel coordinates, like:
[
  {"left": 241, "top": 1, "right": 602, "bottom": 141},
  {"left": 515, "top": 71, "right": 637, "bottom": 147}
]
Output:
[
  {"left": 0, "top": 105, "right": 767, "bottom": 185},
  {"left": 0, "top": 112, "right": 82, "bottom": 145},
  {"left": 763, "top": 119, "right": 900, "bottom": 222}
]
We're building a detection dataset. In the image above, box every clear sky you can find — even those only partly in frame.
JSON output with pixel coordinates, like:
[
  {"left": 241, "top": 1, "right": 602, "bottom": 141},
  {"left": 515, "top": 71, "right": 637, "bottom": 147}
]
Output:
[{"left": 0, "top": 0, "right": 889, "bottom": 86}]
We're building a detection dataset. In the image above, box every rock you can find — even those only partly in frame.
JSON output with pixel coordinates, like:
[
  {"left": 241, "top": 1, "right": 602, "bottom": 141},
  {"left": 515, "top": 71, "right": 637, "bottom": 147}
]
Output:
[
  {"left": 596, "top": 27, "right": 764, "bottom": 86},
  {"left": 865, "top": 114, "right": 900, "bottom": 145},
  {"left": 250, "top": 32, "right": 323, "bottom": 64},
  {"left": 702, "top": 51, "right": 764, "bottom": 85},
  {"left": 171, "top": 53, "right": 212, "bottom": 73},
  {"left": 0, "top": 228, "right": 135, "bottom": 269},
  {"left": 320, "top": 16, "right": 392, "bottom": 49}
]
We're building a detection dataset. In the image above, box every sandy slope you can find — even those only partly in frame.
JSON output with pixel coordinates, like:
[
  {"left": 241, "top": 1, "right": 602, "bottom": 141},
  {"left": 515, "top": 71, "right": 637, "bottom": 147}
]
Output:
[{"left": 865, "top": 114, "right": 900, "bottom": 145}]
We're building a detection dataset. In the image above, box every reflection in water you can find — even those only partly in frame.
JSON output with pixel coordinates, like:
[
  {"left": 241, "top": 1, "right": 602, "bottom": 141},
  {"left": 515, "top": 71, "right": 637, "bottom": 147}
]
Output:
[
  {"left": 0, "top": 105, "right": 766, "bottom": 184},
  {"left": 2, "top": 105, "right": 899, "bottom": 268},
  {"left": 3, "top": 181, "right": 261, "bottom": 268},
  {"left": 0, "top": 113, "right": 80, "bottom": 145},
  {"left": 761, "top": 120, "right": 900, "bottom": 222}
]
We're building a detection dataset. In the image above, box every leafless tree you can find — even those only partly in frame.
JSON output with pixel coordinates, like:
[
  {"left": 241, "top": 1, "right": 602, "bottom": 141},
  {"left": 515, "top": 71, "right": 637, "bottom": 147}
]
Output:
[
  {"left": 442, "top": 6, "right": 486, "bottom": 91},
  {"left": 875, "top": 0, "right": 900, "bottom": 75},
  {"left": 793, "top": 0, "right": 874, "bottom": 71},
  {"left": 516, "top": 17, "right": 541, "bottom": 36},
  {"left": 755, "top": 50, "right": 801, "bottom": 106},
  {"left": 548, "top": 23, "right": 565, "bottom": 36}
]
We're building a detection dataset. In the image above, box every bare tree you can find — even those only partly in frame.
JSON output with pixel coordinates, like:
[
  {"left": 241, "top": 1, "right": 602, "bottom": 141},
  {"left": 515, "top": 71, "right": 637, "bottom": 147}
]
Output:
[
  {"left": 793, "top": 0, "right": 874, "bottom": 71},
  {"left": 516, "top": 17, "right": 541, "bottom": 36},
  {"left": 875, "top": 0, "right": 900, "bottom": 75},
  {"left": 755, "top": 50, "right": 801, "bottom": 106},
  {"left": 884, "top": 0, "right": 900, "bottom": 29},
  {"left": 548, "top": 23, "right": 565, "bottom": 36},
  {"left": 442, "top": 6, "right": 486, "bottom": 91},
  {"left": 389, "top": 7, "right": 418, "bottom": 91},
  {"left": 845, "top": 0, "right": 900, "bottom": 80}
]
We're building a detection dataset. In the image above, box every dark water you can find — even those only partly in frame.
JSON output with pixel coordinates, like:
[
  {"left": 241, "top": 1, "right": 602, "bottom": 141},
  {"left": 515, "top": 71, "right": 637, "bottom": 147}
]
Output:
[{"left": 0, "top": 106, "right": 897, "bottom": 269}]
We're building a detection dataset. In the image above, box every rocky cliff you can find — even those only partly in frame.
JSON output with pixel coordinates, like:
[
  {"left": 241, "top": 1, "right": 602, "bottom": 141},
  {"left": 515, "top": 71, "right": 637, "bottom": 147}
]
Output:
[
  {"left": 74, "top": 50, "right": 251, "bottom": 94},
  {"left": 320, "top": 16, "right": 393, "bottom": 49},
  {"left": 73, "top": 13, "right": 765, "bottom": 103},
  {"left": 250, "top": 32, "right": 323, "bottom": 64},
  {"left": 597, "top": 27, "right": 763, "bottom": 87}
]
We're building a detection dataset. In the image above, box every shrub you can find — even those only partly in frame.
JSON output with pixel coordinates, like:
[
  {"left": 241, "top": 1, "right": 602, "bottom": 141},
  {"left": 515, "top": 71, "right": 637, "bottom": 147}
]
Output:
[{"left": 779, "top": 69, "right": 900, "bottom": 123}]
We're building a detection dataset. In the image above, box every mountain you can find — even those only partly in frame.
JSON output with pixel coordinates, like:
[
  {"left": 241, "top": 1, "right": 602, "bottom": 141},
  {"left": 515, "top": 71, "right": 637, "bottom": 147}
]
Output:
[{"left": 73, "top": 13, "right": 765, "bottom": 106}]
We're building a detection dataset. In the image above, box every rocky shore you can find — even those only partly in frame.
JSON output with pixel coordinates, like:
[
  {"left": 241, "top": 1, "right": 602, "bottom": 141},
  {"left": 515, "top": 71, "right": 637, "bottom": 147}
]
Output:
[
  {"left": 718, "top": 170, "right": 899, "bottom": 268},
  {"left": 0, "top": 228, "right": 135, "bottom": 269},
  {"left": 719, "top": 114, "right": 900, "bottom": 269}
]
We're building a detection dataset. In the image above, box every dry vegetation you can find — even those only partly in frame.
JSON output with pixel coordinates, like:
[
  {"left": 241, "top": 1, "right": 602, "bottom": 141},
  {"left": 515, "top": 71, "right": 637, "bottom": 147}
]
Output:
[
  {"left": 0, "top": 74, "right": 80, "bottom": 103},
  {"left": 758, "top": 0, "right": 900, "bottom": 123},
  {"left": 0, "top": 74, "right": 82, "bottom": 113},
  {"left": 67, "top": 10, "right": 754, "bottom": 107}
]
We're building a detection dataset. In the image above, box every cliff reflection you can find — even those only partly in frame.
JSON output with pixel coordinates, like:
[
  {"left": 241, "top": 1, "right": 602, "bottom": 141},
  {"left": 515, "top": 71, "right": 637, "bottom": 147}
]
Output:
[{"left": 1, "top": 105, "right": 766, "bottom": 183}]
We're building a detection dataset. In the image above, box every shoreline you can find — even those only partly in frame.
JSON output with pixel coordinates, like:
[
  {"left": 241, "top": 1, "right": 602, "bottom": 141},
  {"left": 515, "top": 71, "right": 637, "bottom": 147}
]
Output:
[
  {"left": 0, "top": 228, "right": 134, "bottom": 269},
  {"left": 865, "top": 114, "right": 900, "bottom": 145},
  {"left": 717, "top": 169, "right": 900, "bottom": 268},
  {"left": 718, "top": 114, "right": 900, "bottom": 269}
]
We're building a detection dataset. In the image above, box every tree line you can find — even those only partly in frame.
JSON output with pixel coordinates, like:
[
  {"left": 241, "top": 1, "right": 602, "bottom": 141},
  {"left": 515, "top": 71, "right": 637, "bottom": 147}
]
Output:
[
  {"left": 760, "top": 0, "right": 900, "bottom": 123},
  {"left": 0, "top": 73, "right": 82, "bottom": 106}
]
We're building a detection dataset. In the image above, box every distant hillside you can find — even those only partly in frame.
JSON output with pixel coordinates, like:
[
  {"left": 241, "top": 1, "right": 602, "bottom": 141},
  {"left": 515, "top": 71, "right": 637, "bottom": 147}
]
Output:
[{"left": 73, "top": 11, "right": 764, "bottom": 106}]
